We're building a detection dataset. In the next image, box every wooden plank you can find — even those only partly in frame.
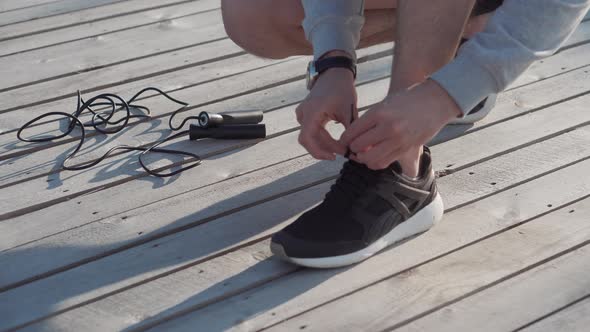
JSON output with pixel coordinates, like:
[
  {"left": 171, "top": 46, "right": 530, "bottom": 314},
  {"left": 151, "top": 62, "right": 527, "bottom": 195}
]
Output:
[
  {"left": 0, "top": 0, "right": 129, "bottom": 26},
  {"left": 263, "top": 203, "right": 590, "bottom": 332},
  {"left": 397, "top": 244, "right": 590, "bottom": 332},
  {"left": 0, "top": 10, "right": 588, "bottom": 332},
  {"left": 2, "top": 23, "right": 589, "bottom": 166},
  {"left": 0, "top": 0, "right": 59, "bottom": 13},
  {"left": 0, "top": 9, "right": 225, "bottom": 92},
  {"left": 519, "top": 297, "right": 590, "bottom": 332},
  {"left": 0, "top": 38, "right": 243, "bottom": 117},
  {"left": 17, "top": 138, "right": 590, "bottom": 332},
  {"left": 561, "top": 13, "right": 590, "bottom": 49},
  {"left": 1, "top": 14, "right": 588, "bottom": 116},
  {"left": 0, "top": 52, "right": 584, "bottom": 252},
  {"left": 1, "top": 19, "right": 588, "bottom": 157},
  {"left": 0, "top": 45, "right": 389, "bottom": 160},
  {"left": 0, "top": 0, "right": 198, "bottom": 41},
  {"left": 0, "top": 48, "right": 392, "bottom": 216},
  {"left": 0, "top": 0, "right": 220, "bottom": 57},
  {"left": 0, "top": 53, "right": 389, "bottom": 189},
  {"left": 2, "top": 64, "right": 590, "bottom": 222},
  {"left": 1, "top": 113, "right": 589, "bottom": 329},
  {"left": 0, "top": 57, "right": 392, "bottom": 248}
]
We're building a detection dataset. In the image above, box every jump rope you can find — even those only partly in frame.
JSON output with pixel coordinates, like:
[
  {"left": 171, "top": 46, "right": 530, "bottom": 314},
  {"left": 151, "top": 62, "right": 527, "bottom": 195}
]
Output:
[{"left": 17, "top": 88, "right": 266, "bottom": 177}]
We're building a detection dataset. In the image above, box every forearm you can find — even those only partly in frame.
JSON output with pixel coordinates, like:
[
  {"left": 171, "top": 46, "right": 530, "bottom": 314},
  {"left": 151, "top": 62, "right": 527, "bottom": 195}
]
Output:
[
  {"left": 431, "top": 0, "right": 590, "bottom": 116},
  {"left": 301, "top": 0, "right": 365, "bottom": 60}
]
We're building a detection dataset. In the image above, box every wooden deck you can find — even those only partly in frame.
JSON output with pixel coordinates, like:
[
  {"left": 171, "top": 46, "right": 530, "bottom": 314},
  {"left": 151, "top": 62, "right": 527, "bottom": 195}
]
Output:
[{"left": 1, "top": 1, "right": 590, "bottom": 331}]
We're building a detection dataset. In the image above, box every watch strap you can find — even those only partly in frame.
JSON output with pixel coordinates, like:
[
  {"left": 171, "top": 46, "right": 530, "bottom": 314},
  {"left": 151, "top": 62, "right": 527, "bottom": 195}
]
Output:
[{"left": 314, "top": 56, "right": 357, "bottom": 78}]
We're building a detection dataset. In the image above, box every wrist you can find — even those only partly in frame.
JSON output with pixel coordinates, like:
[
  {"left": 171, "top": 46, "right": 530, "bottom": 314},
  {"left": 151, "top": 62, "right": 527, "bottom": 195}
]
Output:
[
  {"left": 307, "top": 53, "right": 357, "bottom": 90},
  {"left": 423, "top": 79, "right": 463, "bottom": 120},
  {"left": 313, "top": 67, "right": 355, "bottom": 91}
]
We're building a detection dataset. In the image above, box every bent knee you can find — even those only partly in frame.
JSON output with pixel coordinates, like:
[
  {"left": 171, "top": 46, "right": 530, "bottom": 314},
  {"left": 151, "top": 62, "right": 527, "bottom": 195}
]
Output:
[{"left": 221, "top": 0, "right": 307, "bottom": 59}]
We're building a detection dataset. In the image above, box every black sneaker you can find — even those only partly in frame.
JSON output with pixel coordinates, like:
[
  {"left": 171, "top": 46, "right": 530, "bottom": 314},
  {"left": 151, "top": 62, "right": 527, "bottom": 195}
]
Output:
[{"left": 270, "top": 147, "right": 444, "bottom": 268}]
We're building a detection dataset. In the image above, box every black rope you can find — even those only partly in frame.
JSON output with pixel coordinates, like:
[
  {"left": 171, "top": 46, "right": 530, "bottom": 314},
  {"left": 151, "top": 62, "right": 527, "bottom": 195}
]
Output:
[{"left": 17, "top": 87, "right": 201, "bottom": 178}]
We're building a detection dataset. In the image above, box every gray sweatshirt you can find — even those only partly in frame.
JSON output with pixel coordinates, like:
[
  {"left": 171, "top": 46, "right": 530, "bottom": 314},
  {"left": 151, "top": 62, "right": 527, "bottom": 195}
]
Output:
[{"left": 302, "top": 0, "right": 590, "bottom": 116}]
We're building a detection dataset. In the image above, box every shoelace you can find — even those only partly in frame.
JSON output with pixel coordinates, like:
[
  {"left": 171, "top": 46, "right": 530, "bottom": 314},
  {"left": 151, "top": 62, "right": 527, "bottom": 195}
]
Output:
[{"left": 325, "top": 160, "right": 382, "bottom": 204}]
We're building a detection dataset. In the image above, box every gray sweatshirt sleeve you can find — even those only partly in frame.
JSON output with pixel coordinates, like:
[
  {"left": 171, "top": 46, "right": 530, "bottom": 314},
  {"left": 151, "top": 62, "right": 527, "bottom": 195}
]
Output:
[
  {"left": 301, "top": 0, "right": 365, "bottom": 60},
  {"left": 431, "top": 0, "right": 590, "bottom": 116}
]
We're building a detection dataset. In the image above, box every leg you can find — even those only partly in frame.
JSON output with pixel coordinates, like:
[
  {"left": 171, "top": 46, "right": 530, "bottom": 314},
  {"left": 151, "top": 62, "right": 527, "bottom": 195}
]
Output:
[
  {"left": 221, "top": 0, "right": 399, "bottom": 59},
  {"left": 221, "top": 0, "right": 489, "bottom": 60},
  {"left": 390, "top": 0, "right": 476, "bottom": 177}
]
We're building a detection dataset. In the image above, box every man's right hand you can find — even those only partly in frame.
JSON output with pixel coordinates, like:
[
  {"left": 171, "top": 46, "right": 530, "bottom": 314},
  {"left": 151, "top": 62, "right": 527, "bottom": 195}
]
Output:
[{"left": 296, "top": 67, "right": 357, "bottom": 160}]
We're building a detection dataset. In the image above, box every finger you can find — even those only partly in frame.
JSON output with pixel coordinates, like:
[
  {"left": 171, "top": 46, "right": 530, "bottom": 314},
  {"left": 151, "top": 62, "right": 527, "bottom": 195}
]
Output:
[
  {"left": 295, "top": 105, "right": 304, "bottom": 125},
  {"left": 339, "top": 112, "right": 377, "bottom": 146},
  {"left": 349, "top": 125, "right": 388, "bottom": 153},
  {"left": 299, "top": 125, "right": 335, "bottom": 160},
  {"left": 317, "top": 128, "right": 347, "bottom": 156},
  {"left": 356, "top": 140, "right": 402, "bottom": 170},
  {"left": 299, "top": 130, "right": 334, "bottom": 160}
]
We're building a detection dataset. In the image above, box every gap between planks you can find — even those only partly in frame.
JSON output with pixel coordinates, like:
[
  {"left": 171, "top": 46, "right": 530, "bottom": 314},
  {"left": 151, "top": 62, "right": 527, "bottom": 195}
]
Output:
[
  {"left": 13, "top": 135, "right": 590, "bottom": 332},
  {"left": 261, "top": 201, "right": 590, "bottom": 332},
  {"left": 0, "top": 55, "right": 588, "bottom": 284},
  {"left": 1, "top": 115, "right": 590, "bottom": 329},
  {"left": 4, "top": 19, "right": 588, "bottom": 162},
  {"left": 0, "top": 0, "right": 133, "bottom": 27},
  {"left": 0, "top": 0, "right": 61, "bottom": 14},
  {"left": 0, "top": 1, "right": 220, "bottom": 58},
  {"left": 0, "top": 9, "right": 226, "bottom": 93},
  {"left": 395, "top": 244, "right": 590, "bottom": 332},
  {"left": 0, "top": 0, "right": 215, "bottom": 42},
  {"left": 516, "top": 296, "right": 590, "bottom": 332},
  {"left": 2, "top": 62, "right": 590, "bottom": 222}
]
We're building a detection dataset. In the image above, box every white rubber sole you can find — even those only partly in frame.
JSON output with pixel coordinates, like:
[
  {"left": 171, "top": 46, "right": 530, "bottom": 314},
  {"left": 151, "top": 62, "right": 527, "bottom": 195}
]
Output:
[
  {"left": 448, "top": 93, "right": 497, "bottom": 125},
  {"left": 281, "top": 193, "right": 444, "bottom": 269}
]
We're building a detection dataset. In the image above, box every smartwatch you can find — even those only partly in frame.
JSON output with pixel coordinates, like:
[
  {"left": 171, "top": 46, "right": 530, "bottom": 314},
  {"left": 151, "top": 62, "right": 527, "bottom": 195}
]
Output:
[{"left": 306, "top": 56, "right": 357, "bottom": 90}]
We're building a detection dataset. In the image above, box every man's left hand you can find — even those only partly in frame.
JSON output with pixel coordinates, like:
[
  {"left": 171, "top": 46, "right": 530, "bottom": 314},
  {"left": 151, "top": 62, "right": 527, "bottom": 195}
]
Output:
[{"left": 339, "top": 79, "right": 462, "bottom": 170}]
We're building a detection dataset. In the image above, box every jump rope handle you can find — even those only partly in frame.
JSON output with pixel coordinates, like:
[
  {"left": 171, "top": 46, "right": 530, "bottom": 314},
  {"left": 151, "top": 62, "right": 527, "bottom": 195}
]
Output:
[
  {"left": 198, "top": 110, "right": 263, "bottom": 128},
  {"left": 189, "top": 124, "right": 266, "bottom": 140}
]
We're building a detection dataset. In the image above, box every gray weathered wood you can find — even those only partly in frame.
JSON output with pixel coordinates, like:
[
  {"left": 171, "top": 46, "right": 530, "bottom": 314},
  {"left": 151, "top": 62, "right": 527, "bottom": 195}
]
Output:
[
  {"left": 0, "top": 43, "right": 388, "bottom": 152},
  {"left": 0, "top": 54, "right": 388, "bottom": 188},
  {"left": 261, "top": 201, "right": 590, "bottom": 332},
  {"left": 3, "top": 28, "right": 589, "bottom": 176},
  {"left": 0, "top": 0, "right": 129, "bottom": 26},
  {"left": 1, "top": 2, "right": 589, "bottom": 331},
  {"left": 0, "top": 0, "right": 199, "bottom": 41},
  {"left": 0, "top": 49, "right": 392, "bottom": 218},
  {"left": 0, "top": 0, "right": 59, "bottom": 13},
  {"left": 3, "top": 66, "right": 590, "bottom": 222},
  {"left": 520, "top": 298, "right": 590, "bottom": 332},
  {"left": 0, "top": 38, "right": 243, "bottom": 120},
  {"left": 1, "top": 123, "right": 589, "bottom": 330},
  {"left": 397, "top": 244, "right": 590, "bottom": 332},
  {"left": 0, "top": 0, "right": 220, "bottom": 57},
  {"left": 0, "top": 9, "right": 225, "bottom": 91},
  {"left": 0, "top": 52, "right": 584, "bottom": 254},
  {"left": 37, "top": 149, "right": 590, "bottom": 332},
  {"left": 0, "top": 64, "right": 390, "bottom": 249}
]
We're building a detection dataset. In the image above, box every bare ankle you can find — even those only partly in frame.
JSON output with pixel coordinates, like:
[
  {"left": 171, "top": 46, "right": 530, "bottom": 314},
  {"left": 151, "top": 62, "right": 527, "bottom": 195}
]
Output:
[{"left": 398, "top": 146, "right": 424, "bottom": 178}]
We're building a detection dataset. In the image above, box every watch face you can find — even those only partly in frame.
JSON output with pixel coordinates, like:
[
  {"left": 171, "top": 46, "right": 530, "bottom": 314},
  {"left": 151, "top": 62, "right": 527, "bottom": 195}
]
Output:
[{"left": 306, "top": 61, "right": 318, "bottom": 90}]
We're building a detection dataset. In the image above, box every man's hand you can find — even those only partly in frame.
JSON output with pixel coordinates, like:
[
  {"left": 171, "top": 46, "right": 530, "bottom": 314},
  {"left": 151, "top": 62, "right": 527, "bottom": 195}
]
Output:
[
  {"left": 297, "top": 67, "right": 356, "bottom": 160},
  {"left": 340, "top": 79, "right": 462, "bottom": 170}
]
